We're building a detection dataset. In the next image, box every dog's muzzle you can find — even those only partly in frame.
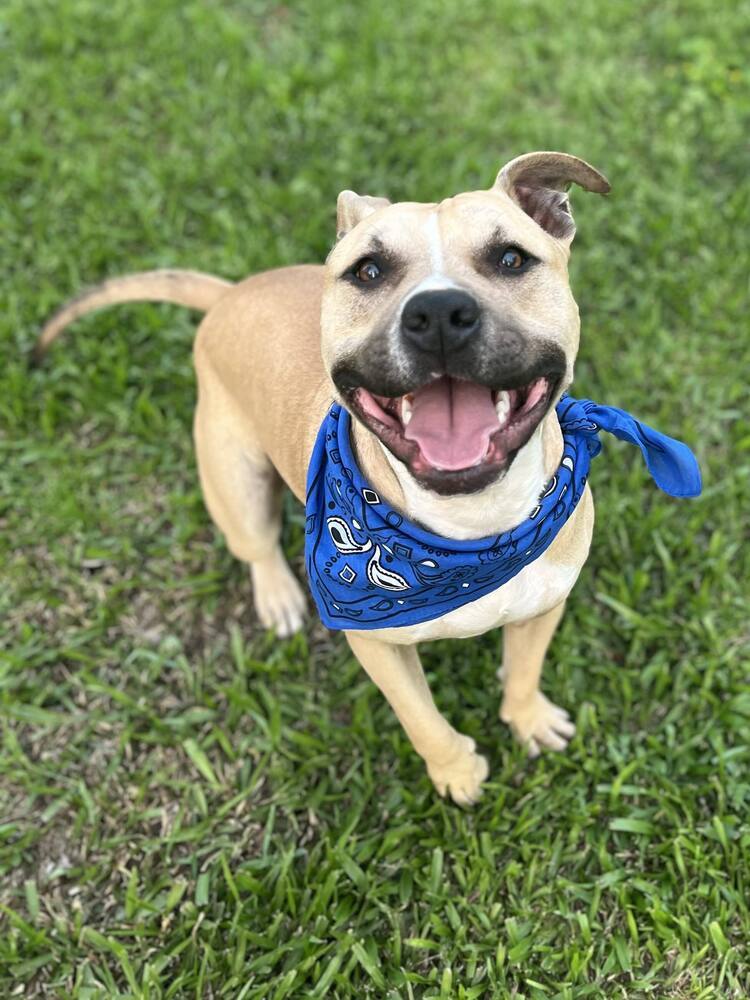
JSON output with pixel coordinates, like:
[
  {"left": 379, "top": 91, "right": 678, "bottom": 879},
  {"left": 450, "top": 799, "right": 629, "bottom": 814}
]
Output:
[{"left": 331, "top": 289, "right": 567, "bottom": 494}]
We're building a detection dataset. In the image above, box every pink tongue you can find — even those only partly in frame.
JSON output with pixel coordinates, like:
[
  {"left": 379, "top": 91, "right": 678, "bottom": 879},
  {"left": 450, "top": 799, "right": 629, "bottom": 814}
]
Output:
[{"left": 404, "top": 377, "right": 500, "bottom": 471}]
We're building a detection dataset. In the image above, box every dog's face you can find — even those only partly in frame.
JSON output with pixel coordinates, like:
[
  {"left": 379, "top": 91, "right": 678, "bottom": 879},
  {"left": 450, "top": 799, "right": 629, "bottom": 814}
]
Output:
[{"left": 321, "top": 152, "right": 610, "bottom": 495}]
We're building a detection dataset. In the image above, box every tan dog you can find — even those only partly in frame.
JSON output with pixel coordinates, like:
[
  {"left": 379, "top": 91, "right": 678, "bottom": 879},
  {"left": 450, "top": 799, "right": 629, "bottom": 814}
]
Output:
[{"left": 37, "top": 151, "right": 610, "bottom": 804}]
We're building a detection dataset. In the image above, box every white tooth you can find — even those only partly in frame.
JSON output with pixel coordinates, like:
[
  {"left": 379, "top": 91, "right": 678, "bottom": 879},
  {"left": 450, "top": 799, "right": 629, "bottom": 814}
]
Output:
[
  {"left": 495, "top": 390, "right": 510, "bottom": 427},
  {"left": 402, "top": 399, "right": 412, "bottom": 426}
]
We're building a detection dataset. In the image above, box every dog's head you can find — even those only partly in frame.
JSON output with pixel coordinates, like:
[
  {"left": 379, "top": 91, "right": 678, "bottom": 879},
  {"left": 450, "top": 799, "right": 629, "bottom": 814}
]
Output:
[{"left": 321, "top": 152, "right": 610, "bottom": 495}]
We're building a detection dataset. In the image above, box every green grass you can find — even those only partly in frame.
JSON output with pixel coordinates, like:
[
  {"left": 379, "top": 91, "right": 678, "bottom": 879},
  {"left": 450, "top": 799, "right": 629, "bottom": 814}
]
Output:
[{"left": 1, "top": 0, "right": 749, "bottom": 996}]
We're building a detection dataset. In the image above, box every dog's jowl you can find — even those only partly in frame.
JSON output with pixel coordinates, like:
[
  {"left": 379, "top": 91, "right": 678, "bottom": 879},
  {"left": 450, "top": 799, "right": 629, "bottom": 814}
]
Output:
[{"left": 37, "top": 151, "right": 700, "bottom": 804}]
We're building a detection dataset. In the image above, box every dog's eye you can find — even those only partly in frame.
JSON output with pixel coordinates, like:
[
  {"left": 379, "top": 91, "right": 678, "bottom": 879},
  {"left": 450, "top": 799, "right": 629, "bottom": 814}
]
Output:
[
  {"left": 353, "top": 259, "right": 382, "bottom": 283},
  {"left": 499, "top": 247, "right": 529, "bottom": 271}
]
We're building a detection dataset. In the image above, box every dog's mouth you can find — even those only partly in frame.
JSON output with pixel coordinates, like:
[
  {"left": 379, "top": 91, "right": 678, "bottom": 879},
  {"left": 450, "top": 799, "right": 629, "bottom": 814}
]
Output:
[{"left": 348, "top": 374, "right": 558, "bottom": 494}]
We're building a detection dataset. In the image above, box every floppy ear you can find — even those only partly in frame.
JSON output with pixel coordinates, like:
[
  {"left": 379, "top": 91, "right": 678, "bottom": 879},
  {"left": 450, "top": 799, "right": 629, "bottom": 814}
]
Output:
[
  {"left": 493, "top": 151, "right": 610, "bottom": 242},
  {"left": 336, "top": 190, "right": 390, "bottom": 239}
]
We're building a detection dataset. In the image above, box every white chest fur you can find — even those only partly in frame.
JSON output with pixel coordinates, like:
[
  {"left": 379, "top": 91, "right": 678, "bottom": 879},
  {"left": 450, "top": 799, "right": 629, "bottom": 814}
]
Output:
[
  {"left": 364, "top": 422, "right": 585, "bottom": 644},
  {"left": 365, "top": 552, "right": 582, "bottom": 643}
]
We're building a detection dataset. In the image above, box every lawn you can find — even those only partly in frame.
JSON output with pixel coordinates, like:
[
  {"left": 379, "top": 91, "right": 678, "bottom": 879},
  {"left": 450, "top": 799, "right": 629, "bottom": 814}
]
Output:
[{"left": 1, "top": 0, "right": 749, "bottom": 996}]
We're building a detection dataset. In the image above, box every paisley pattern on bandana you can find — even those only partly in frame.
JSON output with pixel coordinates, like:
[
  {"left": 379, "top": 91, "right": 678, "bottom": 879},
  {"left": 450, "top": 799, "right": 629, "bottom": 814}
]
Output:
[{"left": 305, "top": 394, "right": 701, "bottom": 631}]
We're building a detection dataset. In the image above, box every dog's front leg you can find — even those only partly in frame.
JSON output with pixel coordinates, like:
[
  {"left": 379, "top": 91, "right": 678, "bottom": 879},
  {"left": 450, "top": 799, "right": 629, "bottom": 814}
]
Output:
[
  {"left": 346, "top": 632, "right": 488, "bottom": 804},
  {"left": 499, "top": 601, "right": 576, "bottom": 757}
]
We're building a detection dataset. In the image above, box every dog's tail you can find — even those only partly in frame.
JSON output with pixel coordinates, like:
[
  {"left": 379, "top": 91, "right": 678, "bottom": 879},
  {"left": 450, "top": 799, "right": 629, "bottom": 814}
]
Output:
[{"left": 33, "top": 269, "right": 234, "bottom": 364}]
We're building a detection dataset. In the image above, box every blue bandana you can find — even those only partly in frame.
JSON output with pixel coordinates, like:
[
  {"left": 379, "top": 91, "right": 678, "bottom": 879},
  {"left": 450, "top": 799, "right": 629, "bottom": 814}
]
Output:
[{"left": 304, "top": 394, "right": 701, "bottom": 631}]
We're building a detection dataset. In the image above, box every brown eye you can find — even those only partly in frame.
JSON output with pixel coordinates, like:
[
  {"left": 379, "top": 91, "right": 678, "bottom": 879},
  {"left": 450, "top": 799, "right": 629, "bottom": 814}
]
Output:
[
  {"left": 499, "top": 247, "right": 527, "bottom": 270},
  {"left": 354, "top": 259, "right": 382, "bottom": 282}
]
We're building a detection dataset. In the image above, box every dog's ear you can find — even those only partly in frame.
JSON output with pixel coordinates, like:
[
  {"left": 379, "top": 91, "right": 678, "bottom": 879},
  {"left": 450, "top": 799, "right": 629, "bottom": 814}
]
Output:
[
  {"left": 336, "top": 190, "right": 390, "bottom": 239},
  {"left": 493, "top": 152, "right": 610, "bottom": 242}
]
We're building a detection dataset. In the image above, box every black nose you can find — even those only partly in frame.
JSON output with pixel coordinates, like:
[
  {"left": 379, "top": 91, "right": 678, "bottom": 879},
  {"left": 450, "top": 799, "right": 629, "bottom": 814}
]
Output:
[{"left": 401, "top": 288, "right": 481, "bottom": 358}]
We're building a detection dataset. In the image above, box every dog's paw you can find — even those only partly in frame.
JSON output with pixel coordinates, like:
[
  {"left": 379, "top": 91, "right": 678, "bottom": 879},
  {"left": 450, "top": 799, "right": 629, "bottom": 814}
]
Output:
[
  {"left": 426, "top": 736, "right": 489, "bottom": 806},
  {"left": 251, "top": 553, "right": 307, "bottom": 638},
  {"left": 500, "top": 692, "right": 575, "bottom": 758}
]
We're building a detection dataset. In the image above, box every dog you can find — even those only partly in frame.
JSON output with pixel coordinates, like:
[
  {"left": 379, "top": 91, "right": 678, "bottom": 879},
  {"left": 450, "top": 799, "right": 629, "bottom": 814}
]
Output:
[{"left": 37, "top": 151, "right": 614, "bottom": 804}]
